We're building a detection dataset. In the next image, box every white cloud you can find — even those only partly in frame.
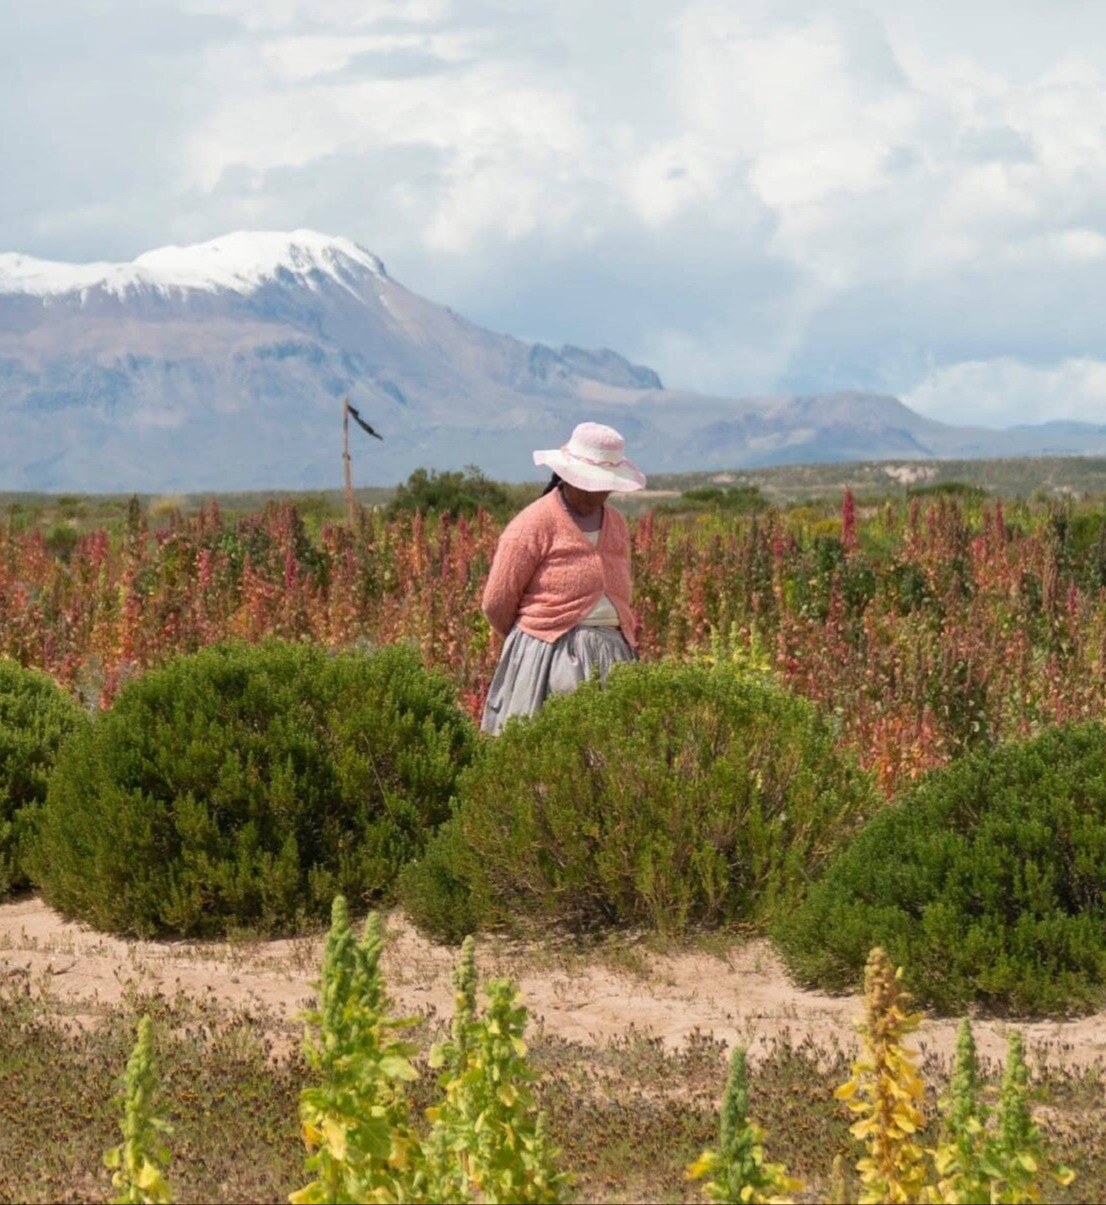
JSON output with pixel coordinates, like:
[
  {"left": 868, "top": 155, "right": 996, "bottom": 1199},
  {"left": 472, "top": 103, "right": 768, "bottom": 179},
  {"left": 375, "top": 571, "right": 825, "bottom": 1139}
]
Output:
[
  {"left": 905, "top": 358, "right": 1106, "bottom": 427},
  {"left": 183, "top": 18, "right": 594, "bottom": 255},
  {"left": 622, "top": 137, "right": 731, "bottom": 228},
  {"left": 180, "top": 0, "right": 450, "bottom": 33},
  {"left": 134, "top": 408, "right": 189, "bottom": 431},
  {"left": 255, "top": 33, "right": 471, "bottom": 83},
  {"left": 4, "top": 0, "right": 1106, "bottom": 426}
]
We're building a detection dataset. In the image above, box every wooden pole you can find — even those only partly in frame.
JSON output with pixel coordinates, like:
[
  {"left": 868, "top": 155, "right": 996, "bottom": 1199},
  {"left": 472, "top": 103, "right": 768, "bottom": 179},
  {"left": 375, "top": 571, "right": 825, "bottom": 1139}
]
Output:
[{"left": 342, "top": 396, "right": 355, "bottom": 528}]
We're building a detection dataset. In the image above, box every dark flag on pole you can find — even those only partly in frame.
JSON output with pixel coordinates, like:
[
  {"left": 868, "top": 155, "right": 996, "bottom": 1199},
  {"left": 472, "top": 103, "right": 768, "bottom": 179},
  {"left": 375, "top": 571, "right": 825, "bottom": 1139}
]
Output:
[
  {"left": 342, "top": 396, "right": 382, "bottom": 527},
  {"left": 347, "top": 404, "right": 384, "bottom": 440}
]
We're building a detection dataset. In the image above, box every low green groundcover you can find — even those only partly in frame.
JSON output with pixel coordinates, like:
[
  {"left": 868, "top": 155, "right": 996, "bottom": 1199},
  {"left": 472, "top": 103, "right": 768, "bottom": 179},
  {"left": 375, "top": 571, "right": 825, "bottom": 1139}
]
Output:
[
  {"left": 0, "top": 659, "right": 86, "bottom": 895},
  {"left": 400, "top": 661, "right": 879, "bottom": 941},
  {"left": 30, "top": 640, "right": 474, "bottom": 937},
  {"left": 775, "top": 721, "right": 1106, "bottom": 1015}
]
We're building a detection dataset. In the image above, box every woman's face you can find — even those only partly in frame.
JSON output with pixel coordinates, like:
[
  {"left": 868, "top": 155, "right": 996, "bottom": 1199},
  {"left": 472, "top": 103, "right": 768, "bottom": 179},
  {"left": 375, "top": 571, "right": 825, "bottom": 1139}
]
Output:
[{"left": 561, "top": 482, "right": 611, "bottom": 516}]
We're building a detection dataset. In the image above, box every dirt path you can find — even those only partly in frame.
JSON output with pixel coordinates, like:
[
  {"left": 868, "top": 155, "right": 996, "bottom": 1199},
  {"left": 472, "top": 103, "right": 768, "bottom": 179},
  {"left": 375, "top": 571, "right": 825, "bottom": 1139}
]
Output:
[{"left": 3, "top": 896, "right": 1104, "bottom": 1069}]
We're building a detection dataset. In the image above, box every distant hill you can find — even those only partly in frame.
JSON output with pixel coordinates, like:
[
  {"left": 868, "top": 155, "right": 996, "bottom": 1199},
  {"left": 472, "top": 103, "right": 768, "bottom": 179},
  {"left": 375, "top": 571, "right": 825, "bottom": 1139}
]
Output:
[
  {"left": 7, "top": 456, "right": 1106, "bottom": 538},
  {"left": 4, "top": 229, "right": 1106, "bottom": 491},
  {"left": 640, "top": 455, "right": 1106, "bottom": 508}
]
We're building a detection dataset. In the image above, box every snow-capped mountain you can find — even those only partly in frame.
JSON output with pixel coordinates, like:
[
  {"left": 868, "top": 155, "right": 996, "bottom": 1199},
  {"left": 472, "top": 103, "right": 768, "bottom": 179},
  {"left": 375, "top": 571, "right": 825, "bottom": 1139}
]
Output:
[
  {"left": 0, "top": 230, "right": 387, "bottom": 299},
  {"left": 2, "top": 230, "right": 1106, "bottom": 491}
]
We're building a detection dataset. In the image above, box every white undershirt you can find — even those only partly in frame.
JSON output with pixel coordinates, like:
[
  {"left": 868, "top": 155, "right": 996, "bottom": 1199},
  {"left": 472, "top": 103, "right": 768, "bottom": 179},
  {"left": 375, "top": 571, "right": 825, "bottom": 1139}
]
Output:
[{"left": 579, "top": 528, "right": 620, "bottom": 627}]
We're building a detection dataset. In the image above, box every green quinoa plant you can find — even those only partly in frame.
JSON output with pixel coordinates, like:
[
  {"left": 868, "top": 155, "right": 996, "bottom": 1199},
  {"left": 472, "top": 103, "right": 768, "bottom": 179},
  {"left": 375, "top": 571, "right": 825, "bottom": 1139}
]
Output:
[
  {"left": 995, "top": 1032, "right": 1038, "bottom": 1203},
  {"left": 421, "top": 937, "right": 479, "bottom": 1201},
  {"left": 829, "top": 1154, "right": 851, "bottom": 1204},
  {"left": 687, "top": 1045, "right": 801, "bottom": 1203},
  {"left": 931, "top": 1019, "right": 992, "bottom": 1204},
  {"left": 988, "top": 1032, "right": 1073, "bottom": 1204},
  {"left": 425, "top": 937, "right": 566, "bottom": 1203},
  {"left": 291, "top": 898, "right": 424, "bottom": 1204},
  {"left": 930, "top": 1026, "right": 1074, "bottom": 1204},
  {"left": 103, "top": 1016, "right": 175, "bottom": 1205},
  {"left": 290, "top": 900, "right": 563, "bottom": 1204}
]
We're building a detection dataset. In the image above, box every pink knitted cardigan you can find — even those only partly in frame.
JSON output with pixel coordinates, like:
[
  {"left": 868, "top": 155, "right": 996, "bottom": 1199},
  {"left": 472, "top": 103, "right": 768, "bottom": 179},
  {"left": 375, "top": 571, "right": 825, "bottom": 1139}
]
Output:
[{"left": 481, "top": 489, "right": 636, "bottom": 646}]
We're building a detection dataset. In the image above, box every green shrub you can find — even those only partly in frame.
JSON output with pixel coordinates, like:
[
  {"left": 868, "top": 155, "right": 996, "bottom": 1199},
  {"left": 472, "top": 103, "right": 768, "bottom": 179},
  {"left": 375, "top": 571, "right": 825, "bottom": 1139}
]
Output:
[
  {"left": 387, "top": 466, "right": 513, "bottom": 521},
  {"left": 679, "top": 485, "right": 768, "bottom": 514},
  {"left": 44, "top": 522, "right": 80, "bottom": 561},
  {"left": 775, "top": 721, "right": 1106, "bottom": 1015},
  {"left": 0, "top": 659, "right": 86, "bottom": 895},
  {"left": 400, "top": 662, "right": 879, "bottom": 940},
  {"left": 396, "top": 814, "right": 487, "bottom": 943},
  {"left": 906, "top": 481, "right": 988, "bottom": 501},
  {"left": 30, "top": 640, "right": 475, "bottom": 937}
]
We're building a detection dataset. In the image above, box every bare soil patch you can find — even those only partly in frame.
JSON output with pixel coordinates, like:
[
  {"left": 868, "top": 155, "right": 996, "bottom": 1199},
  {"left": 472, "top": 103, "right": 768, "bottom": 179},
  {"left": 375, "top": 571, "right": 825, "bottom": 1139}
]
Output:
[
  {"left": 4, "top": 896, "right": 1106, "bottom": 1204},
  {"left": 3, "top": 896, "right": 1105, "bottom": 1069}
]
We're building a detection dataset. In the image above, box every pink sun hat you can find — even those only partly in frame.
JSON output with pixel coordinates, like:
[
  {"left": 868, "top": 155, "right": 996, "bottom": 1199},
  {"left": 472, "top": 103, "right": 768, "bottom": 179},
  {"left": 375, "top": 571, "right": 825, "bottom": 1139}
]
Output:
[{"left": 533, "top": 422, "right": 647, "bottom": 493}]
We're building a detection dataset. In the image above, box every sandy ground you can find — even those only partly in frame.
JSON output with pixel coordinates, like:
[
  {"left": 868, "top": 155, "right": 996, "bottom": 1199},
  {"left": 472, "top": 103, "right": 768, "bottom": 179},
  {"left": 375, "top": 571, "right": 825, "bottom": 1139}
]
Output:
[{"left": 3, "top": 896, "right": 1105, "bottom": 1070}]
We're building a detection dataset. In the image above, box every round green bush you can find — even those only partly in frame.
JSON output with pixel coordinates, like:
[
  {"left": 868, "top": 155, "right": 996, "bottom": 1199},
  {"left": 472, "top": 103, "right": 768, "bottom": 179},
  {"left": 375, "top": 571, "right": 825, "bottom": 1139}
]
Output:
[
  {"left": 0, "top": 659, "right": 86, "bottom": 894},
  {"left": 30, "top": 640, "right": 475, "bottom": 937},
  {"left": 399, "top": 662, "right": 879, "bottom": 941},
  {"left": 774, "top": 722, "right": 1106, "bottom": 1015}
]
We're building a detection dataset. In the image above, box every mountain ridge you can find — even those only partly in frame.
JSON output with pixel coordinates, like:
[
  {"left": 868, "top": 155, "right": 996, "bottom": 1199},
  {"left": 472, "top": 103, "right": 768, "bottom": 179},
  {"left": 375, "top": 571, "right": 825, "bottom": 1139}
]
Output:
[
  {"left": 3, "top": 230, "right": 1106, "bottom": 491},
  {"left": 0, "top": 230, "right": 388, "bottom": 299}
]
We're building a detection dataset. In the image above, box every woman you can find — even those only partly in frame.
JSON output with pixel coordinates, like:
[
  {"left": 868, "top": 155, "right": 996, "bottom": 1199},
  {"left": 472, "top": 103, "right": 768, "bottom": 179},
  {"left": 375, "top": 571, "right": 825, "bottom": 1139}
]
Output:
[{"left": 480, "top": 421, "right": 646, "bottom": 735}]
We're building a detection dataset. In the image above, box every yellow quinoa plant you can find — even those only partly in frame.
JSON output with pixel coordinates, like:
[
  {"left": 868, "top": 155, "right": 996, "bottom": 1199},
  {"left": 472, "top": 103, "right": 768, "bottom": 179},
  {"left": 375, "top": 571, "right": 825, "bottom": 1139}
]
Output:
[
  {"left": 834, "top": 948, "right": 928, "bottom": 1204},
  {"left": 831, "top": 951, "right": 1074, "bottom": 1205}
]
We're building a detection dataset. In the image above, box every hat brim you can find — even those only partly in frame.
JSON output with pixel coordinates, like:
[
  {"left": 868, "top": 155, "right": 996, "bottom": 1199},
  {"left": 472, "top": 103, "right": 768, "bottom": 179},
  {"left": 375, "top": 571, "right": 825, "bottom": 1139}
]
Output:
[{"left": 533, "top": 449, "right": 646, "bottom": 492}]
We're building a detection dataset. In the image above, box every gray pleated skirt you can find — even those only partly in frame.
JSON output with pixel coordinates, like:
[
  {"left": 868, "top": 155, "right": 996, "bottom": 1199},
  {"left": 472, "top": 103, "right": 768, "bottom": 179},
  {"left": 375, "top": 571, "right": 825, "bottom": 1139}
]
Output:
[{"left": 480, "top": 625, "right": 637, "bottom": 735}]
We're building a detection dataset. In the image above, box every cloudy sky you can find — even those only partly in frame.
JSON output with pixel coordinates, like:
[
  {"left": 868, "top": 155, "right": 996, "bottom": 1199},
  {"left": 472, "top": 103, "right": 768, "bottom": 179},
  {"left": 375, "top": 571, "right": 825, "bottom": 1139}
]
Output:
[{"left": 4, "top": 0, "right": 1106, "bottom": 427}]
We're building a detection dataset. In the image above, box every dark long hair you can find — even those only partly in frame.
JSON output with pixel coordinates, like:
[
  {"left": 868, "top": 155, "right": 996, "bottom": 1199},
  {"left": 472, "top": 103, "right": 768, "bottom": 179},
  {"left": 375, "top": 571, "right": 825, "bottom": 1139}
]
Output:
[{"left": 540, "top": 472, "right": 563, "bottom": 497}]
